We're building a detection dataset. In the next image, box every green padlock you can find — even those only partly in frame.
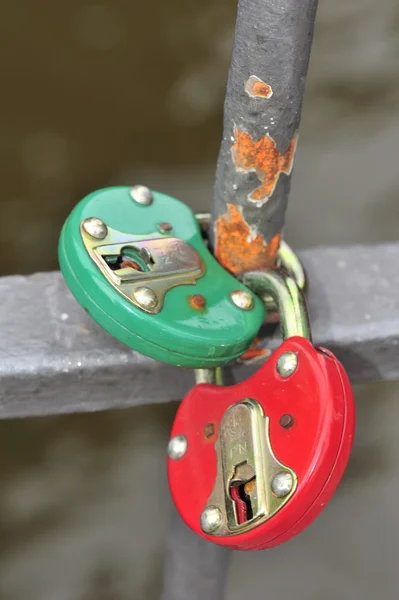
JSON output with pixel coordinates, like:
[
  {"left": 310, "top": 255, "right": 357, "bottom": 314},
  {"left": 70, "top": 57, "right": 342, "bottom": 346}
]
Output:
[{"left": 58, "top": 186, "right": 265, "bottom": 368}]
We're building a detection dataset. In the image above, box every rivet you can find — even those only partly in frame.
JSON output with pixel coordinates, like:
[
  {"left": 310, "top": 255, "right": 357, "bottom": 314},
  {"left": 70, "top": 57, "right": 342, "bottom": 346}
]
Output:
[
  {"left": 129, "top": 185, "right": 153, "bottom": 205},
  {"left": 200, "top": 506, "right": 222, "bottom": 534},
  {"left": 280, "top": 414, "right": 294, "bottom": 429},
  {"left": 276, "top": 351, "right": 298, "bottom": 377},
  {"left": 82, "top": 217, "right": 108, "bottom": 239},
  {"left": 167, "top": 435, "right": 187, "bottom": 460},
  {"left": 271, "top": 471, "right": 293, "bottom": 498},
  {"left": 230, "top": 289, "right": 254, "bottom": 311},
  {"left": 189, "top": 294, "right": 206, "bottom": 310},
  {"left": 159, "top": 222, "right": 173, "bottom": 232},
  {"left": 132, "top": 287, "right": 158, "bottom": 311}
]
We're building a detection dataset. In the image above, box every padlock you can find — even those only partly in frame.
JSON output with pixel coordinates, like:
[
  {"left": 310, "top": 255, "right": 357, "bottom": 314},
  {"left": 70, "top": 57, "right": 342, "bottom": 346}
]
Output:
[
  {"left": 58, "top": 185, "right": 266, "bottom": 368},
  {"left": 167, "top": 269, "right": 355, "bottom": 550}
]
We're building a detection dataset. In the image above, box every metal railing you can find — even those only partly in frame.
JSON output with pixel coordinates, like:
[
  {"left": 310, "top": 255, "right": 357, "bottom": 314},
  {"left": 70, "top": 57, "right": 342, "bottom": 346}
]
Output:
[
  {"left": 1, "top": 241, "right": 398, "bottom": 597},
  {"left": 1, "top": 0, "right": 395, "bottom": 597}
]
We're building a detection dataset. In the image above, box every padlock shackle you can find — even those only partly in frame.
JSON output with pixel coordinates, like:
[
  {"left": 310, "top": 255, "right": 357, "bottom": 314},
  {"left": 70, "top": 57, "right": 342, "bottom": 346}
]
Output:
[
  {"left": 240, "top": 270, "right": 312, "bottom": 342},
  {"left": 195, "top": 368, "right": 223, "bottom": 385}
]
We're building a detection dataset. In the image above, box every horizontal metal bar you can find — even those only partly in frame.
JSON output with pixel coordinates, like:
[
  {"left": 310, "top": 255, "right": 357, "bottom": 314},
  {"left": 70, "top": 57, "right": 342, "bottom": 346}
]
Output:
[{"left": 1, "top": 243, "right": 398, "bottom": 419}]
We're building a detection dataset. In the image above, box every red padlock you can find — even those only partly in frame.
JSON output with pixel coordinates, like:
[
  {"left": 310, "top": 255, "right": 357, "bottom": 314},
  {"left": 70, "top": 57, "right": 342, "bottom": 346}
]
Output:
[{"left": 167, "top": 270, "right": 355, "bottom": 550}]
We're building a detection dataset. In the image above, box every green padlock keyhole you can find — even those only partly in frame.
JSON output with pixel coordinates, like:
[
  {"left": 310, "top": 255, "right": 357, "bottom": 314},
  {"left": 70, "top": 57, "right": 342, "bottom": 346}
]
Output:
[{"left": 104, "top": 245, "right": 152, "bottom": 273}]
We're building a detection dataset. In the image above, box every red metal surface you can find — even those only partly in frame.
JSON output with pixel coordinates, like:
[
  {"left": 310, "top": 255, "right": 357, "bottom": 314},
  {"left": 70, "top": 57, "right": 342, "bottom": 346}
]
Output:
[{"left": 168, "top": 337, "right": 355, "bottom": 550}]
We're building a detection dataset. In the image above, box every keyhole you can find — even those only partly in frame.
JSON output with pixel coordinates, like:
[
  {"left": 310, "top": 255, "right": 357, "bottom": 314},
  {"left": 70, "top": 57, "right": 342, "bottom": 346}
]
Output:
[
  {"left": 230, "top": 482, "right": 254, "bottom": 524},
  {"left": 229, "top": 461, "right": 256, "bottom": 525},
  {"left": 104, "top": 246, "right": 154, "bottom": 273}
]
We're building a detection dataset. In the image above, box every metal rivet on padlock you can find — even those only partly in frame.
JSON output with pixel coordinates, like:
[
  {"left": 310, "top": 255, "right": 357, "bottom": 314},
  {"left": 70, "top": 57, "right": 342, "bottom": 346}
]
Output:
[
  {"left": 58, "top": 186, "right": 267, "bottom": 368},
  {"left": 276, "top": 351, "right": 298, "bottom": 377},
  {"left": 167, "top": 435, "right": 188, "bottom": 460},
  {"left": 129, "top": 184, "right": 153, "bottom": 205},
  {"left": 229, "top": 289, "right": 254, "bottom": 310},
  {"left": 167, "top": 269, "right": 355, "bottom": 550}
]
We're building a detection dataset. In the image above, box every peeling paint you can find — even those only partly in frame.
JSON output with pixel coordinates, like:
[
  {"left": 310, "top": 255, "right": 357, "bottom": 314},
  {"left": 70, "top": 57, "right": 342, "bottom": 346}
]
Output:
[
  {"left": 239, "top": 339, "right": 272, "bottom": 363},
  {"left": 245, "top": 75, "right": 273, "bottom": 99},
  {"left": 232, "top": 128, "right": 297, "bottom": 204},
  {"left": 248, "top": 224, "right": 261, "bottom": 243},
  {"left": 215, "top": 203, "right": 281, "bottom": 275}
]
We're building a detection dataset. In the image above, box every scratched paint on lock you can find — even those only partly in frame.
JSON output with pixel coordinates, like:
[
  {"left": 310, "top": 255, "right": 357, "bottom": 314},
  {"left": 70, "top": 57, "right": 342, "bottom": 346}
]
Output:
[
  {"left": 231, "top": 128, "right": 297, "bottom": 204},
  {"left": 215, "top": 204, "right": 280, "bottom": 275},
  {"left": 239, "top": 338, "right": 271, "bottom": 363},
  {"left": 245, "top": 75, "right": 273, "bottom": 99}
]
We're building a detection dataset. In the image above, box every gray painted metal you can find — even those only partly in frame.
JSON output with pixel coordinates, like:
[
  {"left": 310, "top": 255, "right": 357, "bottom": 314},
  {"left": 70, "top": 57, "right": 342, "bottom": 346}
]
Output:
[
  {"left": 0, "top": 243, "right": 398, "bottom": 420},
  {"left": 210, "top": 0, "right": 318, "bottom": 247},
  {"left": 161, "top": 507, "right": 230, "bottom": 600}
]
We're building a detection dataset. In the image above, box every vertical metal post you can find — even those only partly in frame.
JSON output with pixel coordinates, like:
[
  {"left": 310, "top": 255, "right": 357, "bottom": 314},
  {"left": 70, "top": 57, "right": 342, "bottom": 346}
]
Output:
[
  {"left": 161, "top": 508, "right": 230, "bottom": 600},
  {"left": 162, "top": 2, "right": 318, "bottom": 597},
  {"left": 210, "top": 0, "right": 318, "bottom": 275}
]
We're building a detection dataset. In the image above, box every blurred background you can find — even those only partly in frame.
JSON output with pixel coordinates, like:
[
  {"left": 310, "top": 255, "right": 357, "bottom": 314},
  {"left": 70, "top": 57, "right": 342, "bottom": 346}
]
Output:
[{"left": 0, "top": 0, "right": 398, "bottom": 598}]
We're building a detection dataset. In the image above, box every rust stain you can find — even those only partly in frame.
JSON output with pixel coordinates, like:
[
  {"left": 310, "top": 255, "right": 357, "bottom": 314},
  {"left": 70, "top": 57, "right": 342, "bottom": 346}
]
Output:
[
  {"left": 232, "top": 128, "right": 297, "bottom": 204},
  {"left": 244, "top": 479, "right": 257, "bottom": 495},
  {"left": 121, "top": 260, "right": 142, "bottom": 271},
  {"left": 203, "top": 422, "right": 216, "bottom": 440},
  {"left": 188, "top": 294, "right": 206, "bottom": 311},
  {"left": 245, "top": 75, "right": 273, "bottom": 99},
  {"left": 215, "top": 204, "right": 281, "bottom": 275}
]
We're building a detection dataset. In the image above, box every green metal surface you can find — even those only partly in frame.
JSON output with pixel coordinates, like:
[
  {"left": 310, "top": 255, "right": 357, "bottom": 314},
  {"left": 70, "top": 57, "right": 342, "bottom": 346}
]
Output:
[{"left": 59, "top": 187, "right": 265, "bottom": 368}]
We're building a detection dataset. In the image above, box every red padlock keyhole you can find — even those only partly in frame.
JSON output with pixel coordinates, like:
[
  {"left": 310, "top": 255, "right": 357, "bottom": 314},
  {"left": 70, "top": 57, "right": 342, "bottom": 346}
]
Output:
[{"left": 168, "top": 336, "right": 355, "bottom": 550}]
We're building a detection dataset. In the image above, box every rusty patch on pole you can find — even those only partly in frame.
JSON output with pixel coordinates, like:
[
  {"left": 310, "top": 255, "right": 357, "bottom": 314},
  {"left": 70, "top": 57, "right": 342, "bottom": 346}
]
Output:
[
  {"left": 232, "top": 129, "right": 297, "bottom": 204},
  {"left": 245, "top": 76, "right": 273, "bottom": 99},
  {"left": 215, "top": 204, "right": 281, "bottom": 275}
]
